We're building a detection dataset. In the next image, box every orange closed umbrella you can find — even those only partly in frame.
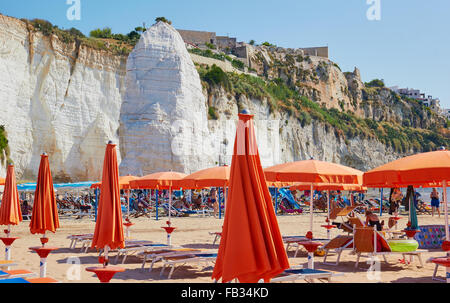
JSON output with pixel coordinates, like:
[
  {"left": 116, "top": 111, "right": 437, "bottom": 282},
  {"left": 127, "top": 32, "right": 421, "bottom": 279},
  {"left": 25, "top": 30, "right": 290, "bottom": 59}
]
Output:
[
  {"left": 91, "top": 142, "right": 125, "bottom": 252},
  {"left": 87, "top": 142, "right": 125, "bottom": 283},
  {"left": 0, "top": 164, "right": 22, "bottom": 226},
  {"left": 212, "top": 111, "right": 289, "bottom": 283},
  {"left": 29, "top": 153, "right": 60, "bottom": 278},
  {"left": 0, "top": 164, "right": 22, "bottom": 263},
  {"left": 29, "top": 154, "right": 60, "bottom": 235},
  {"left": 0, "top": 178, "right": 5, "bottom": 186}
]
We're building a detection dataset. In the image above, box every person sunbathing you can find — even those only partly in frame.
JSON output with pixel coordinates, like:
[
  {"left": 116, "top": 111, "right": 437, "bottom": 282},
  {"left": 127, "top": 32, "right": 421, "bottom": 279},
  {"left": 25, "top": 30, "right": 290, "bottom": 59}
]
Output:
[{"left": 365, "top": 210, "right": 384, "bottom": 231}]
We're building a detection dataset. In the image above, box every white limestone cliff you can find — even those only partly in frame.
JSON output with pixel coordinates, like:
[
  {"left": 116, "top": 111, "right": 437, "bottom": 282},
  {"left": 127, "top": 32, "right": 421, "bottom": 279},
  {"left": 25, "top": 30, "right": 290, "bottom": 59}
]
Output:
[
  {"left": 0, "top": 15, "right": 126, "bottom": 181},
  {"left": 119, "top": 22, "right": 215, "bottom": 175}
]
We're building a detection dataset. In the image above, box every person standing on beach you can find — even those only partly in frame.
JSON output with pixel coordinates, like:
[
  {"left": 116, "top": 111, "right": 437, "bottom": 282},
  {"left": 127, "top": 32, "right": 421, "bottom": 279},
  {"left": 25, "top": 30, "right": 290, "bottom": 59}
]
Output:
[
  {"left": 210, "top": 188, "right": 219, "bottom": 218},
  {"left": 430, "top": 188, "right": 441, "bottom": 218},
  {"left": 389, "top": 188, "right": 403, "bottom": 216}
]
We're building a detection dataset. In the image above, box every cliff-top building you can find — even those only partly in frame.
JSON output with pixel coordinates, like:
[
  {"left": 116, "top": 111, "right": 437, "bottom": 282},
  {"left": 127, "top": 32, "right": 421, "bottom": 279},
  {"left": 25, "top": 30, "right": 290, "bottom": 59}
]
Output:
[{"left": 390, "top": 86, "right": 442, "bottom": 114}]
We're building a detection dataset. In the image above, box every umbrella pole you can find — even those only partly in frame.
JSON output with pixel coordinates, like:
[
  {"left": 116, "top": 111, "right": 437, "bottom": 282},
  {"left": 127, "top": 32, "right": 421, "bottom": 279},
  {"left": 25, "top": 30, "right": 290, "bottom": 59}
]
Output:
[
  {"left": 127, "top": 189, "right": 130, "bottom": 218},
  {"left": 5, "top": 225, "right": 11, "bottom": 270},
  {"left": 155, "top": 189, "right": 159, "bottom": 221},
  {"left": 380, "top": 188, "right": 383, "bottom": 217},
  {"left": 310, "top": 184, "right": 313, "bottom": 236},
  {"left": 94, "top": 188, "right": 99, "bottom": 222},
  {"left": 275, "top": 188, "right": 278, "bottom": 215},
  {"left": 168, "top": 187, "right": 172, "bottom": 246},
  {"left": 443, "top": 180, "right": 450, "bottom": 284},
  {"left": 327, "top": 190, "right": 331, "bottom": 239},
  {"left": 219, "top": 188, "right": 222, "bottom": 219}
]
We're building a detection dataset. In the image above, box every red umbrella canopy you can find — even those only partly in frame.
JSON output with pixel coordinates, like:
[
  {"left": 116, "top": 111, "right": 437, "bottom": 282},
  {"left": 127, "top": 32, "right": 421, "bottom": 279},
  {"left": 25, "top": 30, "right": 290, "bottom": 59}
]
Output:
[
  {"left": 29, "top": 154, "right": 60, "bottom": 234},
  {"left": 91, "top": 143, "right": 125, "bottom": 250},
  {"left": 212, "top": 112, "right": 289, "bottom": 283},
  {"left": 0, "top": 164, "right": 22, "bottom": 226}
]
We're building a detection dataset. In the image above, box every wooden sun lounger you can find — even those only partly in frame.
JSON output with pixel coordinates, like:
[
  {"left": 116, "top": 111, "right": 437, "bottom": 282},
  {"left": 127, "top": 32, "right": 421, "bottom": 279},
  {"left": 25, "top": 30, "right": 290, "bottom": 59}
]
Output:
[
  {"left": 159, "top": 253, "right": 218, "bottom": 279},
  {"left": 322, "top": 235, "right": 354, "bottom": 266}
]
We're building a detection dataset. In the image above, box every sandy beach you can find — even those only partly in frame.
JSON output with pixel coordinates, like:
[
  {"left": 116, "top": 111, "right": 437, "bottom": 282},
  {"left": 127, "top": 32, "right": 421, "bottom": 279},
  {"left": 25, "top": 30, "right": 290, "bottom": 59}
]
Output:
[{"left": 3, "top": 211, "right": 448, "bottom": 283}]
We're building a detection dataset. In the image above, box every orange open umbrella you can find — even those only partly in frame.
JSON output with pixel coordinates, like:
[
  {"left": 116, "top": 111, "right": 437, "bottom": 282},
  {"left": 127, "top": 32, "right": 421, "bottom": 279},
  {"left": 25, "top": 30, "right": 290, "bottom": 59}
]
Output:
[
  {"left": 29, "top": 154, "right": 60, "bottom": 235},
  {"left": 130, "top": 172, "right": 187, "bottom": 190},
  {"left": 176, "top": 166, "right": 230, "bottom": 189},
  {"left": 91, "top": 142, "right": 125, "bottom": 252},
  {"left": 265, "top": 159, "right": 363, "bottom": 184},
  {"left": 90, "top": 175, "right": 138, "bottom": 190},
  {"left": 363, "top": 150, "right": 450, "bottom": 188},
  {"left": 265, "top": 160, "right": 363, "bottom": 239},
  {"left": 212, "top": 112, "right": 289, "bottom": 283},
  {"left": 364, "top": 149, "right": 450, "bottom": 282},
  {"left": 0, "top": 164, "right": 22, "bottom": 262},
  {"left": 290, "top": 182, "right": 366, "bottom": 192},
  {"left": 130, "top": 171, "right": 187, "bottom": 227}
]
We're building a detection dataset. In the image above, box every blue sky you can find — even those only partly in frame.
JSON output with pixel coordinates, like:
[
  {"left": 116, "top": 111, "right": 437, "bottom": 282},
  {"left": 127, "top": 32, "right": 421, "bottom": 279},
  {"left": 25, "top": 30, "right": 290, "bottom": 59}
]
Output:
[{"left": 1, "top": 0, "right": 449, "bottom": 108}]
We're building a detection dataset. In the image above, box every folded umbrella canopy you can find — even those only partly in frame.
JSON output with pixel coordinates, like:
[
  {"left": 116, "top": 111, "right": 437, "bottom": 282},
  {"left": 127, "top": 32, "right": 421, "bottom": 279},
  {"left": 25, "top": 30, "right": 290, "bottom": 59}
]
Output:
[
  {"left": 29, "top": 154, "right": 60, "bottom": 235},
  {"left": 212, "top": 112, "right": 289, "bottom": 283},
  {"left": 91, "top": 142, "right": 125, "bottom": 251},
  {"left": 0, "top": 164, "right": 22, "bottom": 226}
]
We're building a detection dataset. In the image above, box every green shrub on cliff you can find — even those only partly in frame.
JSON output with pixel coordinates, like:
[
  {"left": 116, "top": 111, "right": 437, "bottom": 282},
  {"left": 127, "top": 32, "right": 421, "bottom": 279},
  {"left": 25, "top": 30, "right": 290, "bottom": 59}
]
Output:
[
  {"left": 0, "top": 126, "right": 10, "bottom": 163},
  {"left": 196, "top": 64, "right": 450, "bottom": 152}
]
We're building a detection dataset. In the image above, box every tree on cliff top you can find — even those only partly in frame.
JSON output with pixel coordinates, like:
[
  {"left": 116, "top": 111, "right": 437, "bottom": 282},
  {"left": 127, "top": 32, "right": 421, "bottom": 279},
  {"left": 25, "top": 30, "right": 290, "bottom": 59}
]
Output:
[
  {"left": 90, "top": 27, "right": 112, "bottom": 38},
  {"left": 155, "top": 17, "right": 172, "bottom": 25}
]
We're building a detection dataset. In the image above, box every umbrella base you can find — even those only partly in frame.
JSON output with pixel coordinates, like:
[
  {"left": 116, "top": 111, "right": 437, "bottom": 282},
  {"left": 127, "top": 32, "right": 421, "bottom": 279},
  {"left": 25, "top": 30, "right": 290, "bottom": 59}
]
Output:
[{"left": 86, "top": 266, "right": 125, "bottom": 283}]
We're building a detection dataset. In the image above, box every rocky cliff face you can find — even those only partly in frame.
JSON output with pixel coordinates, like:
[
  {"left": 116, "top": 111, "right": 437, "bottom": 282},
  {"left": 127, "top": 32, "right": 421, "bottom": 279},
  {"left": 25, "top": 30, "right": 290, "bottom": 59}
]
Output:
[
  {"left": 0, "top": 14, "right": 126, "bottom": 181},
  {"left": 0, "top": 15, "right": 446, "bottom": 181}
]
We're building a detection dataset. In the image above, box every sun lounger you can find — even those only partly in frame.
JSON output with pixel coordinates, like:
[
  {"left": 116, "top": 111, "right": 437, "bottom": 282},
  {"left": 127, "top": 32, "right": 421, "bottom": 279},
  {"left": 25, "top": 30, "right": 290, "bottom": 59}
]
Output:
[
  {"left": 0, "top": 277, "right": 59, "bottom": 283},
  {"left": 426, "top": 256, "right": 449, "bottom": 282},
  {"left": 271, "top": 267, "right": 342, "bottom": 283},
  {"left": 0, "top": 269, "right": 36, "bottom": 280},
  {"left": 139, "top": 248, "right": 201, "bottom": 272},
  {"left": 159, "top": 252, "right": 218, "bottom": 279},
  {"left": 353, "top": 226, "right": 426, "bottom": 269},
  {"left": 113, "top": 243, "right": 169, "bottom": 264},
  {"left": 322, "top": 235, "right": 354, "bottom": 266},
  {"left": 0, "top": 260, "right": 17, "bottom": 268},
  {"left": 209, "top": 232, "right": 222, "bottom": 245},
  {"left": 67, "top": 234, "right": 94, "bottom": 249}
]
